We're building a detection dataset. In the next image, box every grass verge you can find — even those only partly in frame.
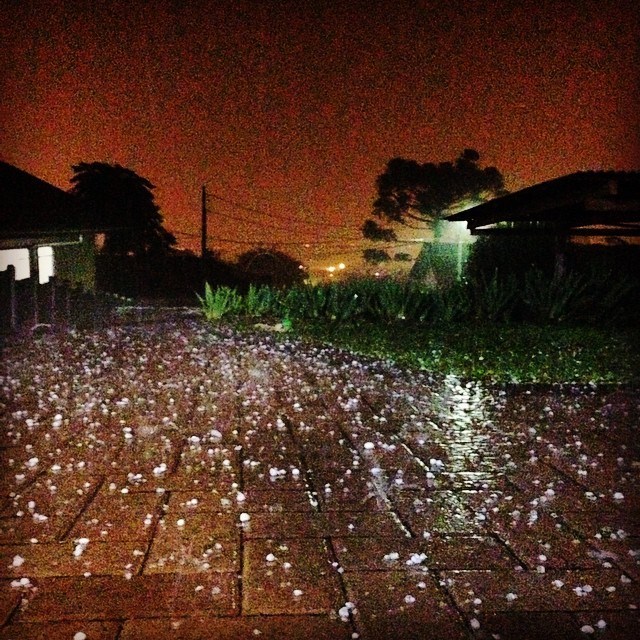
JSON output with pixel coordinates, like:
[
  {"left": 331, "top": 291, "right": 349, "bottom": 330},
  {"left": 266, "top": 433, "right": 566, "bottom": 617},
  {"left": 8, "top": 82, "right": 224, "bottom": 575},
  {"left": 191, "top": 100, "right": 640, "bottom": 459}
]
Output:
[{"left": 293, "top": 321, "right": 640, "bottom": 384}]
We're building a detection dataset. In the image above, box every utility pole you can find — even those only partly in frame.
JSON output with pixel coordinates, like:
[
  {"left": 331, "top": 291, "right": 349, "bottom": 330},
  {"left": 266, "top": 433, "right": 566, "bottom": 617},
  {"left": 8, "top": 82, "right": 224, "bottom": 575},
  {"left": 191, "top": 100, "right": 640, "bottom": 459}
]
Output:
[
  {"left": 201, "top": 185, "right": 207, "bottom": 259},
  {"left": 200, "top": 185, "right": 208, "bottom": 288}
]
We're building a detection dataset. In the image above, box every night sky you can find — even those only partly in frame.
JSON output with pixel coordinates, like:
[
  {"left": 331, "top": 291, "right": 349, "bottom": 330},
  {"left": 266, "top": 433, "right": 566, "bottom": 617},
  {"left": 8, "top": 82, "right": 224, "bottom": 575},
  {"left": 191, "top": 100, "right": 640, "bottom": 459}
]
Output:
[{"left": 1, "top": 0, "right": 638, "bottom": 268}]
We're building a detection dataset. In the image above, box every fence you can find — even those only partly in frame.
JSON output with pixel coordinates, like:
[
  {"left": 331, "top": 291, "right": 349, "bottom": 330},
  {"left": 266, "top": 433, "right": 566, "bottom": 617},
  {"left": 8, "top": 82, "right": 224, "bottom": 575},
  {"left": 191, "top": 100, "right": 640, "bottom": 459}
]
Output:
[{"left": 0, "top": 266, "right": 118, "bottom": 335}]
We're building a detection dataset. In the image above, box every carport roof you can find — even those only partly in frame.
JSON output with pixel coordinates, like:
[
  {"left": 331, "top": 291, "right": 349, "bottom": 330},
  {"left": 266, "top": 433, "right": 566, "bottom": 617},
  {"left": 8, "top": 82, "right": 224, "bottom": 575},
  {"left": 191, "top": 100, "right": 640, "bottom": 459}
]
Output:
[
  {"left": 0, "top": 161, "right": 90, "bottom": 239},
  {"left": 447, "top": 171, "right": 640, "bottom": 236}
]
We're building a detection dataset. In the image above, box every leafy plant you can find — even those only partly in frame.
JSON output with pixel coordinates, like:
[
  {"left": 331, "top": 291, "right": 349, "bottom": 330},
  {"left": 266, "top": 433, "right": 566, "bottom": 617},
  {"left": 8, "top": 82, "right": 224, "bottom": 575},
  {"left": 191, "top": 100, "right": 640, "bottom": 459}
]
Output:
[
  {"left": 283, "top": 284, "right": 329, "bottom": 320},
  {"left": 325, "top": 282, "right": 363, "bottom": 322},
  {"left": 431, "top": 280, "right": 471, "bottom": 325},
  {"left": 197, "top": 283, "right": 242, "bottom": 321},
  {"left": 366, "top": 279, "right": 412, "bottom": 323},
  {"left": 522, "top": 269, "right": 588, "bottom": 323},
  {"left": 472, "top": 271, "right": 518, "bottom": 323},
  {"left": 242, "top": 284, "right": 279, "bottom": 318},
  {"left": 578, "top": 269, "right": 638, "bottom": 326}
]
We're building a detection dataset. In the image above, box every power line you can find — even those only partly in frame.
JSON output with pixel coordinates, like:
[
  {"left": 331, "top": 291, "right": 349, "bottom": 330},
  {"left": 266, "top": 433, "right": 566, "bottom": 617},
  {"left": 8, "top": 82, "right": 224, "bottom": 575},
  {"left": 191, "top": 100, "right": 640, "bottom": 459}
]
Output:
[
  {"left": 206, "top": 190, "right": 433, "bottom": 232},
  {"left": 210, "top": 203, "right": 361, "bottom": 234},
  {"left": 174, "top": 229, "right": 422, "bottom": 250},
  {"left": 206, "top": 191, "right": 360, "bottom": 232}
]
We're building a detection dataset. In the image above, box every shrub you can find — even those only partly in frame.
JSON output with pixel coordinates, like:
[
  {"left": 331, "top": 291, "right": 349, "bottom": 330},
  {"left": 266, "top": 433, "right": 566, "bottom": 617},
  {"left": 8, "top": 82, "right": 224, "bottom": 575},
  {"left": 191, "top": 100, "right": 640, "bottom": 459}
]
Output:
[
  {"left": 197, "top": 283, "right": 242, "bottom": 321},
  {"left": 365, "top": 279, "right": 411, "bottom": 323},
  {"left": 282, "top": 284, "right": 328, "bottom": 320},
  {"left": 466, "top": 233, "right": 555, "bottom": 282},
  {"left": 431, "top": 280, "right": 472, "bottom": 325},
  {"left": 575, "top": 268, "right": 639, "bottom": 326},
  {"left": 471, "top": 271, "right": 519, "bottom": 323},
  {"left": 522, "top": 269, "right": 588, "bottom": 323},
  {"left": 325, "top": 281, "right": 364, "bottom": 322},
  {"left": 242, "top": 284, "right": 280, "bottom": 318}
]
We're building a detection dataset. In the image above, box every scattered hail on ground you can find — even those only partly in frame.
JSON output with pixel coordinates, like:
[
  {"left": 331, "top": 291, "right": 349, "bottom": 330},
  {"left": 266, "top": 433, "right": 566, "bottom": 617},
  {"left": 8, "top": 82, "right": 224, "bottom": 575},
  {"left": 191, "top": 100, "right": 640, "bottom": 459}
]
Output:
[{"left": 0, "top": 318, "right": 638, "bottom": 638}]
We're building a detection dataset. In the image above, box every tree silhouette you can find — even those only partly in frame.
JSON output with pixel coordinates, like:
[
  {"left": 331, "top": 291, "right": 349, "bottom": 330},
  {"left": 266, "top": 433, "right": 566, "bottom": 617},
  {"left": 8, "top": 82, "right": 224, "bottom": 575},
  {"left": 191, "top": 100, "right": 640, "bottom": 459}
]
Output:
[
  {"left": 363, "top": 248, "right": 392, "bottom": 264},
  {"left": 236, "top": 248, "right": 305, "bottom": 287},
  {"left": 362, "top": 219, "right": 397, "bottom": 242},
  {"left": 362, "top": 149, "right": 505, "bottom": 242},
  {"left": 70, "top": 162, "right": 176, "bottom": 257}
]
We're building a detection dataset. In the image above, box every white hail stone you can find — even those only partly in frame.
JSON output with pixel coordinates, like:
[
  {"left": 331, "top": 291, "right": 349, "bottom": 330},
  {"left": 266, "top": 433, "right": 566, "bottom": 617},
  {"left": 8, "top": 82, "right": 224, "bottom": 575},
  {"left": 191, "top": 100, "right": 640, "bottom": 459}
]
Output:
[{"left": 12, "top": 555, "right": 25, "bottom": 568}]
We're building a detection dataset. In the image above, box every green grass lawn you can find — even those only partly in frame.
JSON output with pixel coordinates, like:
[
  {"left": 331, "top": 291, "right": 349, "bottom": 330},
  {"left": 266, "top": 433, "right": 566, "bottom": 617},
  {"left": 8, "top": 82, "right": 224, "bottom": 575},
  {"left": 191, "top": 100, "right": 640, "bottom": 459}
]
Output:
[{"left": 292, "top": 321, "right": 639, "bottom": 384}]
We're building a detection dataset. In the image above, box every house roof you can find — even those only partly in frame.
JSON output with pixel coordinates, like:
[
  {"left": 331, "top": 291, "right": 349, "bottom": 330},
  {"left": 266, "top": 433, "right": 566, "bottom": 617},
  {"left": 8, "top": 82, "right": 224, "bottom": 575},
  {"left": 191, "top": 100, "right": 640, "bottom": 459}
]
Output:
[
  {"left": 0, "top": 161, "right": 88, "bottom": 239},
  {"left": 447, "top": 171, "right": 640, "bottom": 236}
]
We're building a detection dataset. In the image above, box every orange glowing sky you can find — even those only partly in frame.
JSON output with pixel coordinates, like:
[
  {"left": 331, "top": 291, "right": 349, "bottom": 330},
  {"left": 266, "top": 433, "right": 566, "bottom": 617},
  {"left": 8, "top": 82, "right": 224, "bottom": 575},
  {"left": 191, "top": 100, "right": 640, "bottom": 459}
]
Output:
[{"left": 1, "top": 0, "right": 638, "bottom": 267}]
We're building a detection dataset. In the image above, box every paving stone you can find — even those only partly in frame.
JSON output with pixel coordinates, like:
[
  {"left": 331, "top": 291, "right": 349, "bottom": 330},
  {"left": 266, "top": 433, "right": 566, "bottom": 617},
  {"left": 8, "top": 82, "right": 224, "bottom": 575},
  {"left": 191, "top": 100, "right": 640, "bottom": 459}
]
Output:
[
  {"left": 0, "top": 516, "right": 62, "bottom": 544},
  {"left": 333, "top": 537, "right": 425, "bottom": 571},
  {"left": 436, "top": 472, "right": 509, "bottom": 492},
  {"left": 441, "top": 568, "right": 640, "bottom": 613},
  {"left": 466, "top": 611, "right": 586, "bottom": 640},
  {"left": 241, "top": 439, "right": 301, "bottom": 468},
  {"left": 119, "top": 615, "right": 354, "bottom": 640},
  {"left": 507, "top": 467, "right": 604, "bottom": 513},
  {"left": 562, "top": 509, "right": 640, "bottom": 540},
  {"left": 106, "top": 439, "right": 181, "bottom": 491},
  {"left": 544, "top": 456, "right": 631, "bottom": 497},
  {"left": 165, "top": 489, "right": 229, "bottom": 514},
  {"left": 68, "top": 488, "right": 163, "bottom": 542},
  {"left": 333, "top": 534, "right": 516, "bottom": 573},
  {"left": 241, "top": 512, "right": 329, "bottom": 539},
  {"left": 145, "top": 513, "right": 239, "bottom": 574},
  {"left": 318, "top": 475, "right": 388, "bottom": 512},
  {"left": 573, "top": 610, "right": 640, "bottom": 640},
  {"left": 325, "top": 510, "right": 411, "bottom": 538},
  {"left": 155, "top": 511, "right": 238, "bottom": 540},
  {"left": 422, "top": 534, "right": 517, "bottom": 571},
  {"left": 144, "top": 539, "right": 238, "bottom": 574},
  {"left": 0, "top": 541, "right": 146, "bottom": 578},
  {"left": 574, "top": 536, "right": 640, "bottom": 582},
  {"left": 168, "top": 488, "right": 317, "bottom": 514},
  {"left": 488, "top": 512, "right": 601, "bottom": 570},
  {"left": 301, "top": 443, "right": 358, "bottom": 468},
  {"left": 343, "top": 570, "right": 470, "bottom": 639},
  {"left": 456, "top": 487, "right": 511, "bottom": 525},
  {"left": 242, "top": 468, "right": 308, "bottom": 492},
  {"left": 0, "top": 620, "right": 121, "bottom": 640},
  {"left": 0, "top": 471, "right": 101, "bottom": 520},
  {"left": 15, "top": 573, "right": 238, "bottom": 622},
  {"left": 168, "top": 447, "right": 241, "bottom": 491},
  {"left": 242, "top": 539, "right": 342, "bottom": 615},
  {"left": 0, "top": 583, "right": 21, "bottom": 626},
  {"left": 394, "top": 491, "right": 481, "bottom": 535}
]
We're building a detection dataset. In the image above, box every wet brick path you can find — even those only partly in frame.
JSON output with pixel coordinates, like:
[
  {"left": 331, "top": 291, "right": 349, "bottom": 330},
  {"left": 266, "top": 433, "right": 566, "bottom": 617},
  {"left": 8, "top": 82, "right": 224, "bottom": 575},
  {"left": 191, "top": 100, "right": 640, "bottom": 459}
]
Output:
[{"left": 0, "top": 320, "right": 638, "bottom": 639}]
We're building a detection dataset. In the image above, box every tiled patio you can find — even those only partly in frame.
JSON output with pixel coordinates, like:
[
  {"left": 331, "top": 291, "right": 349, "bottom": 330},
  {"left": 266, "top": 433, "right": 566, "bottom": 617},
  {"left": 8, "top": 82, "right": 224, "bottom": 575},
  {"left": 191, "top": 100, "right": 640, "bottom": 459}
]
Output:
[{"left": 0, "top": 319, "right": 638, "bottom": 639}]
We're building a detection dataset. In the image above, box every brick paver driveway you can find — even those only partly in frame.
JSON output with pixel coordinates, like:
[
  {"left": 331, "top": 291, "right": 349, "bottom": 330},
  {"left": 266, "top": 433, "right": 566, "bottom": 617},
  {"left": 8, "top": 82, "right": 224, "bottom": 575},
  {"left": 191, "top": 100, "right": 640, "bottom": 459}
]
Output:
[{"left": 1, "top": 319, "right": 638, "bottom": 639}]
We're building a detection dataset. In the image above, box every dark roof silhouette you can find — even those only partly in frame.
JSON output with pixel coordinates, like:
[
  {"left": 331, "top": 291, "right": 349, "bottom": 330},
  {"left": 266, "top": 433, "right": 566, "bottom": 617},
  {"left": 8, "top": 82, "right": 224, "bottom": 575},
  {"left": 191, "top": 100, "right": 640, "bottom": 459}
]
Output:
[
  {"left": 0, "top": 161, "right": 87, "bottom": 239},
  {"left": 447, "top": 171, "right": 640, "bottom": 236}
]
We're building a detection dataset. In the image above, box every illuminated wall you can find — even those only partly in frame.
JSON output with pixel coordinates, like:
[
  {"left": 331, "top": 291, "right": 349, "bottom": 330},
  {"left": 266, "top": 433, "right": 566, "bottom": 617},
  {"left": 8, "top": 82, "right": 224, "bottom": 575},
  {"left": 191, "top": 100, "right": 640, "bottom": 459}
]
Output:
[
  {"left": 0, "top": 238, "right": 95, "bottom": 290},
  {"left": 0, "top": 248, "right": 30, "bottom": 280}
]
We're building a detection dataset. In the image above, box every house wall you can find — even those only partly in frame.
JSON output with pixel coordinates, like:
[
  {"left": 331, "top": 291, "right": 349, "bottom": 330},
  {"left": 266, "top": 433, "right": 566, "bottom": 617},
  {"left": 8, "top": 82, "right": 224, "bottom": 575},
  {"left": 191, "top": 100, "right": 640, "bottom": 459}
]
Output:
[
  {"left": 0, "top": 236, "right": 96, "bottom": 290},
  {"left": 54, "top": 235, "right": 96, "bottom": 290},
  {"left": 0, "top": 248, "right": 30, "bottom": 280}
]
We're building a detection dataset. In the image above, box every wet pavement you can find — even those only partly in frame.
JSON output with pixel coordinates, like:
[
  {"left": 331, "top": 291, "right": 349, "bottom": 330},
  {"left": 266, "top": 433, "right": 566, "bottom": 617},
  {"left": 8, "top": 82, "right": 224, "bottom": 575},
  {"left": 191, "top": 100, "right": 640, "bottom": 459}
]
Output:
[{"left": 0, "top": 319, "right": 638, "bottom": 639}]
